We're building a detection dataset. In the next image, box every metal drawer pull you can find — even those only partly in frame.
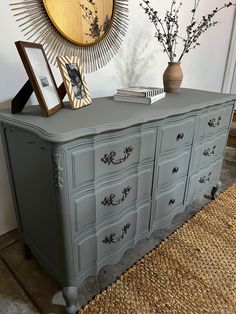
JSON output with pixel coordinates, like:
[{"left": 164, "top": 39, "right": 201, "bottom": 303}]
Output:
[
  {"left": 102, "top": 223, "right": 131, "bottom": 244},
  {"left": 101, "top": 186, "right": 132, "bottom": 206},
  {"left": 172, "top": 167, "right": 179, "bottom": 173},
  {"left": 203, "top": 145, "right": 216, "bottom": 157},
  {"left": 199, "top": 172, "right": 212, "bottom": 184},
  {"left": 101, "top": 146, "right": 133, "bottom": 165},
  {"left": 176, "top": 133, "right": 184, "bottom": 141},
  {"left": 208, "top": 116, "right": 221, "bottom": 128},
  {"left": 169, "top": 199, "right": 176, "bottom": 205}
]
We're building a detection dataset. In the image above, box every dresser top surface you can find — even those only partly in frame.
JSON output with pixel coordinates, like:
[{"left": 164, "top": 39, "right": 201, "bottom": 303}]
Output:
[{"left": 0, "top": 88, "right": 235, "bottom": 142}]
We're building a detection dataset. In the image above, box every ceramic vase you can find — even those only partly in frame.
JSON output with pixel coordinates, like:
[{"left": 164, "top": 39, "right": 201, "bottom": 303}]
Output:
[{"left": 163, "top": 62, "right": 183, "bottom": 93}]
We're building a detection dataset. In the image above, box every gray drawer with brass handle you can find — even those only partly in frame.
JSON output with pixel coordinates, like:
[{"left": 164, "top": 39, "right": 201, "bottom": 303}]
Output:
[
  {"left": 67, "top": 125, "right": 156, "bottom": 193},
  {"left": 70, "top": 167, "right": 153, "bottom": 237},
  {"left": 187, "top": 158, "right": 223, "bottom": 202},
  {"left": 159, "top": 118, "right": 195, "bottom": 154},
  {"left": 153, "top": 179, "right": 186, "bottom": 223},
  {"left": 198, "top": 105, "right": 232, "bottom": 138},
  {"left": 191, "top": 133, "right": 228, "bottom": 169},
  {"left": 74, "top": 203, "right": 150, "bottom": 279},
  {"left": 156, "top": 150, "right": 191, "bottom": 188}
]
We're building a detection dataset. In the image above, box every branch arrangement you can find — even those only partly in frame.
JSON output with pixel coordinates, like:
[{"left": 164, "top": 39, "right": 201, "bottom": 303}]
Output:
[{"left": 140, "top": 0, "right": 233, "bottom": 62}]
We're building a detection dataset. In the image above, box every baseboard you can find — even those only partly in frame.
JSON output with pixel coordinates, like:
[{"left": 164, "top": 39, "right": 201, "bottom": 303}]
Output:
[{"left": 225, "top": 146, "right": 236, "bottom": 161}]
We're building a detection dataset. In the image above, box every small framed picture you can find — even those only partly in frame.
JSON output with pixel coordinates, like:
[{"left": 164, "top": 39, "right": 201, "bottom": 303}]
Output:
[
  {"left": 57, "top": 56, "right": 91, "bottom": 109},
  {"left": 15, "top": 41, "right": 62, "bottom": 117}
]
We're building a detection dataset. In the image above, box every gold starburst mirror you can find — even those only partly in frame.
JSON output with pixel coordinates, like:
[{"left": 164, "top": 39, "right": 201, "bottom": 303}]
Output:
[
  {"left": 43, "top": 0, "right": 114, "bottom": 45},
  {"left": 10, "top": 0, "right": 128, "bottom": 72}
]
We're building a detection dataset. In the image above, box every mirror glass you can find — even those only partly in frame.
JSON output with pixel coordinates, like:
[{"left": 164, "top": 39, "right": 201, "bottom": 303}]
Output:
[{"left": 43, "top": 0, "right": 114, "bottom": 46}]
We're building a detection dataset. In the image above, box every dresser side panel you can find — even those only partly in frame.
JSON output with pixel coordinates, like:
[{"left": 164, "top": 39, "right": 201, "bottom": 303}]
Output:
[{"left": 4, "top": 125, "right": 65, "bottom": 283}]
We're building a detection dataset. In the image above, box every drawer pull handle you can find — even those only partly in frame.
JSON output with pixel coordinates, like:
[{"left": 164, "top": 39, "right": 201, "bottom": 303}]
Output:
[
  {"left": 172, "top": 167, "right": 179, "bottom": 173},
  {"left": 199, "top": 172, "right": 212, "bottom": 184},
  {"left": 208, "top": 117, "right": 222, "bottom": 128},
  {"left": 176, "top": 133, "right": 184, "bottom": 141},
  {"left": 101, "top": 146, "right": 133, "bottom": 165},
  {"left": 169, "top": 199, "right": 176, "bottom": 205},
  {"left": 101, "top": 186, "right": 132, "bottom": 206},
  {"left": 203, "top": 145, "right": 216, "bottom": 157},
  {"left": 102, "top": 223, "right": 131, "bottom": 244}
]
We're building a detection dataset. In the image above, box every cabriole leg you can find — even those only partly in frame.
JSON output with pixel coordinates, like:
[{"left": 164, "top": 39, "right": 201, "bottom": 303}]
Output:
[
  {"left": 62, "top": 286, "right": 78, "bottom": 314},
  {"left": 211, "top": 181, "right": 221, "bottom": 200},
  {"left": 22, "top": 243, "right": 31, "bottom": 260}
]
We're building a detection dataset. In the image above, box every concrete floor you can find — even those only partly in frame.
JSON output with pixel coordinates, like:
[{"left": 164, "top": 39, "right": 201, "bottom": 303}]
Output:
[{"left": 0, "top": 148, "right": 236, "bottom": 313}]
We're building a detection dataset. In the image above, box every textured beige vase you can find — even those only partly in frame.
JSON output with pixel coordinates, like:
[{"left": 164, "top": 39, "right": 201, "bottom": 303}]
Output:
[{"left": 163, "top": 62, "right": 183, "bottom": 93}]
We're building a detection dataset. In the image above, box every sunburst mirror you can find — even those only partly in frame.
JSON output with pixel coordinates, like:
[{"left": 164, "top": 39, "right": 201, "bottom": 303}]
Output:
[{"left": 10, "top": 0, "right": 128, "bottom": 72}]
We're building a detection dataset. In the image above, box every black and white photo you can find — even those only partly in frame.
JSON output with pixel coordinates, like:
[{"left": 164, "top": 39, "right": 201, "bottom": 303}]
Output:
[
  {"left": 57, "top": 56, "right": 91, "bottom": 109},
  {"left": 65, "top": 63, "right": 86, "bottom": 100}
]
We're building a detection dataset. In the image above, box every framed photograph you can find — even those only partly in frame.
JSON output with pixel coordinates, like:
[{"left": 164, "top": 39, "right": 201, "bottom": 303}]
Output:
[
  {"left": 15, "top": 41, "right": 63, "bottom": 117},
  {"left": 57, "top": 56, "right": 92, "bottom": 109}
]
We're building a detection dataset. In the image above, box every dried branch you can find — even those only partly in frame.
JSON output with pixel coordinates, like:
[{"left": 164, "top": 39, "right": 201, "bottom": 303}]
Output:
[{"left": 140, "top": 0, "right": 234, "bottom": 62}]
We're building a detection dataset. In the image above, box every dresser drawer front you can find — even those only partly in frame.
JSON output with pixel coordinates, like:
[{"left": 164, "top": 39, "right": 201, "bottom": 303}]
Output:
[
  {"left": 160, "top": 118, "right": 195, "bottom": 153},
  {"left": 157, "top": 150, "right": 191, "bottom": 188},
  {"left": 198, "top": 105, "right": 232, "bottom": 138},
  {"left": 71, "top": 167, "right": 153, "bottom": 235},
  {"left": 192, "top": 133, "right": 228, "bottom": 169},
  {"left": 187, "top": 158, "right": 223, "bottom": 202},
  {"left": 154, "top": 179, "right": 186, "bottom": 222},
  {"left": 68, "top": 125, "right": 156, "bottom": 192},
  {"left": 74, "top": 204, "right": 150, "bottom": 275}
]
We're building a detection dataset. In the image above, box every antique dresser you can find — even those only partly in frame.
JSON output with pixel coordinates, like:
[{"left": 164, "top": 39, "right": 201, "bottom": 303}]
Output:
[{"left": 0, "top": 88, "right": 235, "bottom": 313}]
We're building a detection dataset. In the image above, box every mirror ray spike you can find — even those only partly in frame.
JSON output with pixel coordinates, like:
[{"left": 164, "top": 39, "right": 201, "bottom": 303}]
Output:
[{"left": 10, "top": 0, "right": 129, "bottom": 73}]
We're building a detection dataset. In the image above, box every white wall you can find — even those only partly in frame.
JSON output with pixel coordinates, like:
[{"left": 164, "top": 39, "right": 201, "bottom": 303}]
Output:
[
  {"left": 0, "top": 0, "right": 235, "bottom": 234},
  {"left": 0, "top": 0, "right": 235, "bottom": 101},
  {"left": 223, "top": 9, "right": 236, "bottom": 94},
  {"left": 0, "top": 133, "right": 16, "bottom": 236}
]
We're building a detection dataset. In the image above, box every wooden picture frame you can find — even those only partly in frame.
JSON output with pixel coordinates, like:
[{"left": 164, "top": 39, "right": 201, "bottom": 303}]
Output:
[
  {"left": 15, "top": 41, "right": 63, "bottom": 117},
  {"left": 57, "top": 56, "right": 92, "bottom": 109}
]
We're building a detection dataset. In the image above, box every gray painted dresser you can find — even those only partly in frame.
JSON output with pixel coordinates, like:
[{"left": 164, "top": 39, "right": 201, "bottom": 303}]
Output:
[{"left": 0, "top": 88, "right": 235, "bottom": 313}]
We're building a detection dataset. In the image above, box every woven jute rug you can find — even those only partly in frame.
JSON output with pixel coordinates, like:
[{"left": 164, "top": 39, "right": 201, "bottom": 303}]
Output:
[{"left": 79, "top": 184, "right": 236, "bottom": 314}]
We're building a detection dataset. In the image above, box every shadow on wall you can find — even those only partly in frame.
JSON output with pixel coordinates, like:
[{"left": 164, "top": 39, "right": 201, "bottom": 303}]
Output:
[{"left": 113, "top": 31, "right": 160, "bottom": 87}]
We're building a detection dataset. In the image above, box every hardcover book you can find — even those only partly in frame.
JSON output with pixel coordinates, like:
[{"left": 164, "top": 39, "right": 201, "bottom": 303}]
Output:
[
  {"left": 117, "top": 86, "right": 164, "bottom": 98},
  {"left": 114, "top": 92, "right": 166, "bottom": 104}
]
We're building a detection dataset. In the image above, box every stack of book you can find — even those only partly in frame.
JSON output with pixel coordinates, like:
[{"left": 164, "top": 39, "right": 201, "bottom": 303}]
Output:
[{"left": 114, "top": 86, "right": 166, "bottom": 104}]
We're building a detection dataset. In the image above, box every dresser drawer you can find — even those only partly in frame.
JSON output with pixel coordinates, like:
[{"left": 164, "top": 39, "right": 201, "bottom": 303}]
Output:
[
  {"left": 198, "top": 105, "right": 233, "bottom": 138},
  {"left": 67, "top": 125, "right": 156, "bottom": 193},
  {"left": 187, "top": 158, "right": 223, "bottom": 202},
  {"left": 160, "top": 118, "right": 195, "bottom": 153},
  {"left": 191, "top": 133, "right": 228, "bottom": 169},
  {"left": 74, "top": 203, "right": 150, "bottom": 275},
  {"left": 70, "top": 167, "right": 153, "bottom": 236},
  {"left": 157, "top": 150, "right": 191, "bottom": 188},
  {"left": 154, "top": 179, "right": 186, "bottom": 222}
]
